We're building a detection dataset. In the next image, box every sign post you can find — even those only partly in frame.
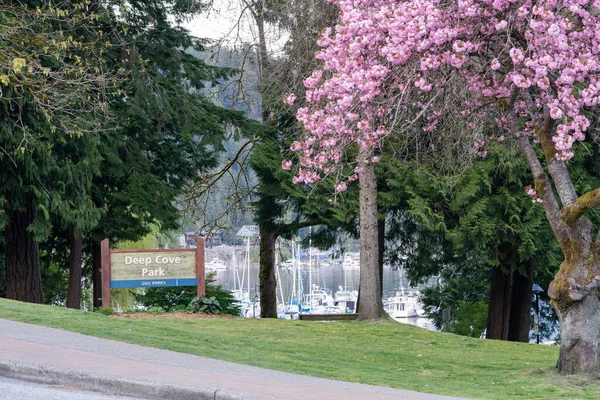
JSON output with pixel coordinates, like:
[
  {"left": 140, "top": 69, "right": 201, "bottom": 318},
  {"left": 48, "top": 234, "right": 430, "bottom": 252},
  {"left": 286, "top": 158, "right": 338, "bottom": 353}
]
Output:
[
  {"left": 196, "top": 237, "right": 205, "bottom": 297},
  {"left": 100, "top": 238, "right": 205, "bottom": 308}
]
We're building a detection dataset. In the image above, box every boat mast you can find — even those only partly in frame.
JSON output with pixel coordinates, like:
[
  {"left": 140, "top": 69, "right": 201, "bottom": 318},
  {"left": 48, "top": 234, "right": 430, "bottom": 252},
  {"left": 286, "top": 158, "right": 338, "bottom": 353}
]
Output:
[
  {"left": 291, "top": 240, "right": 296, "bottom": 305},
  {"left": 247, "top": 236, "right": 251, "bottom": 300},
  {"left": 297, "top": 242, "right": 303, "bottom": 311},
  {"left": 309, "top": 227, "right": 312, "bottom": 295}
]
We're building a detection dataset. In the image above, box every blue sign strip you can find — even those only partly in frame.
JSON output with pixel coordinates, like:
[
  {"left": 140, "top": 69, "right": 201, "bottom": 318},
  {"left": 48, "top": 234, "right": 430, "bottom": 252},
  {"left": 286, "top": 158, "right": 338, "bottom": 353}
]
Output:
[{"left": 110, "top": 278, "right": 198, "bottom": 288}]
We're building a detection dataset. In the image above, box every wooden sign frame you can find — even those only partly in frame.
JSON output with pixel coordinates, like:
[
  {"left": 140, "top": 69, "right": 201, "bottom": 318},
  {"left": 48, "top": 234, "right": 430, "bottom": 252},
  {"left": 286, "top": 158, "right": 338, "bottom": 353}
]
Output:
[{"left": 100, "top": 237, "right": 205, "bottom": 308}]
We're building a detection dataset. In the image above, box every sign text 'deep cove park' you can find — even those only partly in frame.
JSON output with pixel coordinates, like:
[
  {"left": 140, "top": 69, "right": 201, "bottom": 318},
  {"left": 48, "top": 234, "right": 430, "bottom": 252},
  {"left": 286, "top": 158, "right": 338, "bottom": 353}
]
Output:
[
  {"left": 110, "top": 250, "right": 197, "bottom": 288},
  {"left": 100, "top": 238, "right": 205, "bottom": 308}
]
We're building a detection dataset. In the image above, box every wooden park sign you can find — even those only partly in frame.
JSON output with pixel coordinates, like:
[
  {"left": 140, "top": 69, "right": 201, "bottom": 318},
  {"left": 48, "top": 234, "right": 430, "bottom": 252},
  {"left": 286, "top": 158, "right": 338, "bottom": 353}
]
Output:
[{"left": 100, "top": 237, "right": 205, "bottom": 308}]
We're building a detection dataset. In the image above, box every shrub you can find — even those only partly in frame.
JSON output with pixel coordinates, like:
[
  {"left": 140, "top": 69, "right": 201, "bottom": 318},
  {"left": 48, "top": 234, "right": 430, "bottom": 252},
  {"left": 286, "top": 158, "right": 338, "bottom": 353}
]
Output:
[
  {"left": 188, "top": 296, "right": 222, "bottom": 314},
  {"left": 97, "top": 307, "right": 114, "bottom": 316},
  {"left": 136, "top": 272, "right": 241, "bottom": 315}
]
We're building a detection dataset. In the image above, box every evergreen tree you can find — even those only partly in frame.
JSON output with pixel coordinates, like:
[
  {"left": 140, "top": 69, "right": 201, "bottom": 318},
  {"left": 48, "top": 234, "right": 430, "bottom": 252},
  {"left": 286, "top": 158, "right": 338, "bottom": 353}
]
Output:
[
  {"left": 380, "top": 142, "right": 592, "bottom": 341},
  {"left": 0, "top": 1, "right": 115, "bottom": 303},
  {"left": 85, "top": 1, "right": 259, "bottom": 308}
]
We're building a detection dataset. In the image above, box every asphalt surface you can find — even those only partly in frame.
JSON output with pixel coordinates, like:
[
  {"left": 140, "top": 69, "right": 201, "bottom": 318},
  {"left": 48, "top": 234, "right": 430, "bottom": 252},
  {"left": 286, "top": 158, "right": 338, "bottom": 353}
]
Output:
[
  {"left": 0, "top": 375, "right": 142, "bottom": 400},
  {"left": 0, "top": 318, "right": 467, "bottom": 400}
]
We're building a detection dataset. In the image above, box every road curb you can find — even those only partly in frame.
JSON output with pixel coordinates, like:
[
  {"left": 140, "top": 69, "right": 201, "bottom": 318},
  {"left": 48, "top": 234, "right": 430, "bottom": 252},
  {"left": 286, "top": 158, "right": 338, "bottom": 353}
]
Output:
[{"left": 0, "top": 359, "right": 252, "bottom": 400}]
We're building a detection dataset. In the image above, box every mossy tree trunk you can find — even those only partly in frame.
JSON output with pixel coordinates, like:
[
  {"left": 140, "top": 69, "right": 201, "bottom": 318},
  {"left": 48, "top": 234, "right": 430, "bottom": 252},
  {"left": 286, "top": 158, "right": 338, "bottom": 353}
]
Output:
[
  {"left": 512, "top": 99, "right": 600, "bottom": 374},
  {"left": 549, "top": 239, "right": 600, "bottom": 374}
]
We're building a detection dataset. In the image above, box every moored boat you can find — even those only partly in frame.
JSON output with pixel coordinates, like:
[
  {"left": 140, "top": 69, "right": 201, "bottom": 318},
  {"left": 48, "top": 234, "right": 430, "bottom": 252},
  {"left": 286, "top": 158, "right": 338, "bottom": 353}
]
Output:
[
  {"left": 385, "top": 288, "right": 420, "bottom": 318},
  {"left": 206, "top": 257, "right": 228, "bottom": 270}
]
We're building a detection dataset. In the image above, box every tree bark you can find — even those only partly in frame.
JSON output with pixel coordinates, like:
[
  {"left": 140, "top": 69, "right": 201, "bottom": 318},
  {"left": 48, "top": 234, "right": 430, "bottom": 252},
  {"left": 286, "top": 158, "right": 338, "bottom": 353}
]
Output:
[
  {"left": 555, "top": 291, "right": 600, "bottom": 374},
  {"left": 92, "top": 239, "right": 103, "bottom": 308},
  {"left": 357, "top": 149, "right": 384, "bottom": 321},
  {"left": 508, "top": 262, "right": 533, "bottom": 343},
  {"left": 66, "top": 227, "right": 83, "bottom": 309},
  {"left": 486, "top": 267, "right": 511, "bottom": 340},
  {"left": 512, "top": 103, "right": 600, "bottom": 373},
  {"left": 5, "top": 198, "right": 44, "bottom": 303},
  {"left": 259, "top": 229, "right": 278, "bottom": 318},
  {"left": 377, "top": 208, "right": 385, "bottom": 297},
  {"left": 549, "top": 238, "right": 600, "bottom": 374}
]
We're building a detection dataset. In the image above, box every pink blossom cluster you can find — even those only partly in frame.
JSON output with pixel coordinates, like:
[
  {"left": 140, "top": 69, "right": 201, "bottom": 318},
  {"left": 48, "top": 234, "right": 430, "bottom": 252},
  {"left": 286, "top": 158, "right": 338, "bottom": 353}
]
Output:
[
  {"left": 526, "top": 187, "right": 544, "bottom": 204},
  {"left": 287, "top": 0, "right": 600, "bottom": 188}
]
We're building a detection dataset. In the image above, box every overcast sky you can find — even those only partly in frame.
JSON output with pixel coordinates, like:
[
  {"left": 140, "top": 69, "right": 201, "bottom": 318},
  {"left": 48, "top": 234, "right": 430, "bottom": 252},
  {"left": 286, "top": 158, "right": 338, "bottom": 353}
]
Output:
[{"left": 178, "top": 2, "right": 287, "bottom": 56}]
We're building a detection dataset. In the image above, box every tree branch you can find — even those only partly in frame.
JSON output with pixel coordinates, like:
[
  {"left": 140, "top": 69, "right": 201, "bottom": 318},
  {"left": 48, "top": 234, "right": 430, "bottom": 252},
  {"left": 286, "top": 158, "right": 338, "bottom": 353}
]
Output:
[
  {"left": 522, "top": 89, "right": 578, "bottom": 207},
  {"left": 509, "top": 111, "right": 569, "bottom": 242},
  {"left": 562, "top": 187, "right": 600, "bottom": 226}
]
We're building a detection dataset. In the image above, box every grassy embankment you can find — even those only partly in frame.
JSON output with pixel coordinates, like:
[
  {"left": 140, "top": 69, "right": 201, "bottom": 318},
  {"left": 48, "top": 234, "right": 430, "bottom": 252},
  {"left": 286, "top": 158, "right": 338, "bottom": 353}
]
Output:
[{"left": 0, "top": 298, "right": 598, "bottom": 399}]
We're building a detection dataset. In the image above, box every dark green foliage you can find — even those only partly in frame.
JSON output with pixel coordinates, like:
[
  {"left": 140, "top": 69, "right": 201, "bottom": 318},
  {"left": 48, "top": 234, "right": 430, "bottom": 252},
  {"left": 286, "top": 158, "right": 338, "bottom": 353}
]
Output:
[
  {"left": 188, "top": 296, "right": 222, "bottom": 314},
  {"left": 449, "top": 301, "right": 488, "bottom": 338},
  {"left": 97, "top": 307, "right": 114, "bottom": 316},
  {"left": 381, "top": 142, "right": 561, "bottom": 331},
  {"left": 136, "top": 274, "right": 241, "bottom": 316},
  {"left": 420, "top": 264, "right": 489, "bottom": 332},
  {"left": 0, "top": 1, "right": 260, "bottom": 306},
  {"left": 137, "top": 286, "right": 196, "bottom": 312}
]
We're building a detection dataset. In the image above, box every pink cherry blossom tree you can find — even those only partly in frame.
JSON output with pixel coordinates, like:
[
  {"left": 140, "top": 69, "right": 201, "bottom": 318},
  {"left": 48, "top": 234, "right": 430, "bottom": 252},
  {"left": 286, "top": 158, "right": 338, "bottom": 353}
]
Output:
[{"left": 289, "top": 0, "right": 600, "bottom": 374}]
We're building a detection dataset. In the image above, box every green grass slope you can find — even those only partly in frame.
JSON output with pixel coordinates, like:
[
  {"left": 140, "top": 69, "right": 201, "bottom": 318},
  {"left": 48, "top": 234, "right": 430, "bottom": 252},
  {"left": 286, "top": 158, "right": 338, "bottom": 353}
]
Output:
[{"left": 0, "top": 298, "right": 598, "bottom": 399}]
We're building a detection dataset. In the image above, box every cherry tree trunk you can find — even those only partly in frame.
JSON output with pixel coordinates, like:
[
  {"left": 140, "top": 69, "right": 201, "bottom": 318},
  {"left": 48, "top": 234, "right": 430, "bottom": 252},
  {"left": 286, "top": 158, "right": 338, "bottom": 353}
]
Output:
[
  {"left": 66, "top": 228, "right": 83, "bottom": 309},
  {"left": 549, "top": 241, "right": 600, "bottom": 374},
  {"left": 357, "top": 150, "right": 384, "bottom": 321},
  {"left": 259, "top": 229, "right": 278, "bottom": 318},
  {"left": 5, "top": 199, "right": 43, "bottom": 303},
  {"left": 555, "top": 291, "right": 600, "bottom": 374},
  {"left": 377, "top": 208, "right": 385, "bottom": 297}
]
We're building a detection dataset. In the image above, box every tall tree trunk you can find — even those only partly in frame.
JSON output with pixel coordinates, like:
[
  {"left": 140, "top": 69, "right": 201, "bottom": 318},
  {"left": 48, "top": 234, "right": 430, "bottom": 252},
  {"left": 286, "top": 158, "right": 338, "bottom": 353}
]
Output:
[
  {"left": 5, "top": 198, "right": 43, "bottom": 303},
  {"left": 377, "top": 208, "right": 385, "bottom": 297},
  {"left": 92, "top": 239, "right": 103, "bottom": 308},
  {"left": 66, "top": 228, "right": 83, "bottom": 309},
  {"left": 357, "top": 149, "right": 383, "bottom": 321},
  {"left": 486, "top": 267, "right": 511, "bottom": 340},
  {"left": 259, "top": 229, "right": 278, "bottom": 318},
  {"left": 508, "top": 261, "right": 533, "bottom": 342}
]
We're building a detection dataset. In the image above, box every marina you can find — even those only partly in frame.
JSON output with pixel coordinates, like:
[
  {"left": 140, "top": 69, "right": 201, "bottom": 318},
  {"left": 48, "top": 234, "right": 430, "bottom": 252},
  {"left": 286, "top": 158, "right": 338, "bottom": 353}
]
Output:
[{"left": 203, "top": 245, "right": 437, "bottom": 330}]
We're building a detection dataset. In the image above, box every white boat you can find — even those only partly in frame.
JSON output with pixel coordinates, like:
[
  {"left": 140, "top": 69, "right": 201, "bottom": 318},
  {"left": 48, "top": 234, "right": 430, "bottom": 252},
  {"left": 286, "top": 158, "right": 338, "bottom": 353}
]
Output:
[
  {"left": 385, "top": 289, "right": 421, "bottom": 318},
  {"left": 342, "top": 253, "right": 360, "bottom": 268},
  {"left": 302, "top": 287, "right": 335, "bottom": 313},
  {"left": 278, "top": 259, "right": 295, "bottom": 271},
  {"left": 206, "top": 257, "right": 228, "bottom": 271},
  {"left": 333, "top": 287, "right": 358, "bottom": 314}
]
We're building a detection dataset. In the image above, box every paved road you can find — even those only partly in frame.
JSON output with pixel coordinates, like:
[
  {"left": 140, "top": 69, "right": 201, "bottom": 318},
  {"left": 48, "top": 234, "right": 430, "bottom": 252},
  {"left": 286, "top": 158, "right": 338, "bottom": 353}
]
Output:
[
  {"left": 0, "top": 318, "right": 467, "bottom": 400},
  {"left": 0, "top": 376, "right": 141, "bottom": 400}
]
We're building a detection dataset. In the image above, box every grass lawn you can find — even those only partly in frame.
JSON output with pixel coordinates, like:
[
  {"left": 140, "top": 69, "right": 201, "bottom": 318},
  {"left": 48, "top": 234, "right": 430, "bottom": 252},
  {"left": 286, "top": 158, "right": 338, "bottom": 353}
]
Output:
[{"left": 0, "top": 298, "right": 598, "bottom": 399}]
